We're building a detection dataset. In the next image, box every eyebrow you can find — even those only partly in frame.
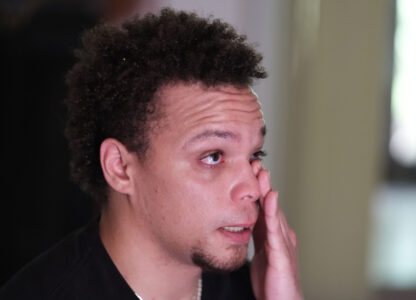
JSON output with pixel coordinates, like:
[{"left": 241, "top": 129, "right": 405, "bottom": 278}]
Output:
[
  {"left": 185, "top": 125, "right": 266, "bottom": 147},
  {"left": 187, "top": 130, "right": 238, "bottom": 146}
]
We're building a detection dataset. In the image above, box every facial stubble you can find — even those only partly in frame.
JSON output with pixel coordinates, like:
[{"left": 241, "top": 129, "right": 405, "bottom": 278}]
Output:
[{"left": 191, "top": 244, "right": 248, "bottom": 273}]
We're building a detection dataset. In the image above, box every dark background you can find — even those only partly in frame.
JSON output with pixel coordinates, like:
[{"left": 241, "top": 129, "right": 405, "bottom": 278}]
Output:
[{"left": 0, "top": 0, "right": 100, "bottom": 285}]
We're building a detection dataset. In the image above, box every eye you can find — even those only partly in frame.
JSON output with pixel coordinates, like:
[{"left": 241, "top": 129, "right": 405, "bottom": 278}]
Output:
[
  {"left": 250, "top": 150, "right": 267, "bottom": 162},
  {"left": 201, "top": 151, "right": 224, "bottom": 166}
]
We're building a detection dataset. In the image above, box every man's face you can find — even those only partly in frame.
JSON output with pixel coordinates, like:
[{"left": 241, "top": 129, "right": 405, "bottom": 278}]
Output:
[{"left": 131, "top": 82, "right": 265, "bottom": 272}]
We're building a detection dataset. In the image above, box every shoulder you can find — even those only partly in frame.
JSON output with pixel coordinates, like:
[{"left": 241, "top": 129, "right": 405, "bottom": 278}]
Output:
[
  {"left": 0, "top": 220, "right": 135, "bottom": 300},
  {"left": 202, "top": 262, "right": 255, "bottom": 300}
]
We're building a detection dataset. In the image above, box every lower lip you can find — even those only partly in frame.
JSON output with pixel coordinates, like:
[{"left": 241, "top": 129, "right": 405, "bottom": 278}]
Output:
[{"left": 219, "top": 228, "right": 251, "bottom": 243}]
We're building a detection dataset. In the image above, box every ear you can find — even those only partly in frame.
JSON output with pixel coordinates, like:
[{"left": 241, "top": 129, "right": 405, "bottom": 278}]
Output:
[{"left": 100, "top": 138, "right": 135, "bottom": 195}]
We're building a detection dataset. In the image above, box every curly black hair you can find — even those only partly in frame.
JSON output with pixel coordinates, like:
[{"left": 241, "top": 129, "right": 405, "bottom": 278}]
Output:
[{"left": 65, "top": 8, "right": 267, "bottom": 204}]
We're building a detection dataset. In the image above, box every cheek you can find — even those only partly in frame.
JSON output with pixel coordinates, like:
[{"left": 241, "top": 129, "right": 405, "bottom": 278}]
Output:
[
  {"left": 152, "top": 161, "right": 233, "bottom": 222},
  {"left": 187, "top": 169, "right": 232, "bottom": 204},
  {"left": 180, "top": 176, "right": 229, "bottom": 221},
  {"left": 151, "top": 179, "right": 207, "bottom": 226}
]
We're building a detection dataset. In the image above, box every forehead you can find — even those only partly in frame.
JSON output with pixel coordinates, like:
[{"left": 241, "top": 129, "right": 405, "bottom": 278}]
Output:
[{"left": 156, "top": 82, "right": 264, "bottom": 131}]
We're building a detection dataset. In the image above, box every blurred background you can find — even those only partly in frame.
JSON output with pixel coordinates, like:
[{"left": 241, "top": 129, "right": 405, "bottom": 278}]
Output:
[{"left": 1, "top": 0, "right": 415, "bottom": 299}]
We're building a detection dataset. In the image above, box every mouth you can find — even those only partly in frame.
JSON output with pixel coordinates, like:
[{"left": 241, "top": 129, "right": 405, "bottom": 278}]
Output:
[
  {"left": 219, "top": 224, "right": 254, "bottom": 243},
  {"left": 221, "top": 226, "right": 249, "bottom": 232}
]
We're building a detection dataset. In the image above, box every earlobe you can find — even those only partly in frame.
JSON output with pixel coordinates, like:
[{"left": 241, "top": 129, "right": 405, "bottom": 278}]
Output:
[{"left": 100, "top": 138, "right": 133, "bottom": 195}]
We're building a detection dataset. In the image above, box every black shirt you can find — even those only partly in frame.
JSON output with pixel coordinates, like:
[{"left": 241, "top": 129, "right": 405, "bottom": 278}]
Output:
[{"left": 1, "top": 220, "right": 256, "bottom": 299}]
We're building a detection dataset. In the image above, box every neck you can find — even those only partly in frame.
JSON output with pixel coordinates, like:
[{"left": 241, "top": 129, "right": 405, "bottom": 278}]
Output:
[{"left": 99, "top": 194, "right": 202, "bottom": 300}]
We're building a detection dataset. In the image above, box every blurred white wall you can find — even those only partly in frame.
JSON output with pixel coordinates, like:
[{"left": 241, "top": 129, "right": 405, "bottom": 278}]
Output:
[{"left": 287, "top": 1, "right": 392, "bottom": 299}]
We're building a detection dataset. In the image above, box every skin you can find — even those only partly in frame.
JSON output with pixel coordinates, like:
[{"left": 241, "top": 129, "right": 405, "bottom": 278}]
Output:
[
  {"left": 250, "top": 160, "right": 302, "bottom": 299},
  {"left": 99, "top": 82, "right": 302, "bottom": 299}
]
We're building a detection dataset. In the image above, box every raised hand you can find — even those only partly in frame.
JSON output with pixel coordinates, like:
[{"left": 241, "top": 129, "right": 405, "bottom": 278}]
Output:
[{"left": 250, "top": 160, "right": 303, "bottom": 300}]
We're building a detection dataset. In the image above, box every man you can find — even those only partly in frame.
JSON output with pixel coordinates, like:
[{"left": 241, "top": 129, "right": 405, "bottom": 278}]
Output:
[{"left": 1, "top": 8, "right": 302, "bottom": 299}]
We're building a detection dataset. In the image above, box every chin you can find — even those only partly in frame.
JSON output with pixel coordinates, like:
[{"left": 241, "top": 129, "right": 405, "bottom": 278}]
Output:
[{"left": 191, "top": 245, "right": 248, "bottom": 273}]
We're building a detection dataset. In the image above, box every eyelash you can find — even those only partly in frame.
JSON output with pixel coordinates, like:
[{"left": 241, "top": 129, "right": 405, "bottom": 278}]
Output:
[
  {"left": 200, "top": 150, "right": 267, "bottom": 166},
  {"left": 200, "top": 151, "right": 225, "bottom": 166},
  {"left": 251, "top": 150, "right": 267, "bottom": 162}
]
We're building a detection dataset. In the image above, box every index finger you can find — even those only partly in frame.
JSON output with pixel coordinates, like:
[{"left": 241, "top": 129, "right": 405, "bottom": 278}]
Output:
[
  {"left": 251, "top": 159, "right": 263, "bottom": 177},
  {"left": 258, "top": 168, "right": 271, "bottom": 208}
]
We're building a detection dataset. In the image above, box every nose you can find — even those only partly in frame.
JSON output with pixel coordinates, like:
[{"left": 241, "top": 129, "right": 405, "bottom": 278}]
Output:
[{"left": 230, "top": 162, "right": 261, "bottom": 203}]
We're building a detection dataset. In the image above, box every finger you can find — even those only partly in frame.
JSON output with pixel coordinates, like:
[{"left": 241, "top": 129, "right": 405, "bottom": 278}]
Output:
[
  {"left": 263, "top": 190, "right": 279, "bottom": 236},
  {"left": 278, "top": 209, "right": 291, "bottom": 245},
  {"left": 263, "top": 190, "right": 291, "bottom": 252},
  {"left": 251, "top": 159, "right": 263, "bottom": 177},
  {"left": 258, "top": 169, "right": 271, "bottom": 208},
  {"left": 278, "top": 209, "right": 298, "bottom": 248},
  {"left": 264, "top": 189, "right": 278, "bottom": 217},
  {"left": 252, "top": 166, "right": 273, "bottom": 253},
  {"left": 252, "top": 206, "right": 266, "bottom": 253}
]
